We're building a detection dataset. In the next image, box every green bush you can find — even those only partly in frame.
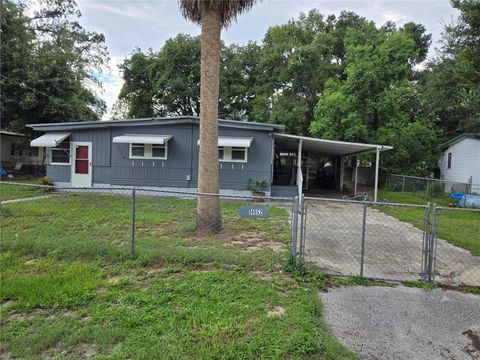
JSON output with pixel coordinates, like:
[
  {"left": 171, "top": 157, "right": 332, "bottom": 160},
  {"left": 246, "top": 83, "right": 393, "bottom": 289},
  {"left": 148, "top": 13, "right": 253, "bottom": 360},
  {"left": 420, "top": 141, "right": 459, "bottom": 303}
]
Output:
[{"left": 429, "top": 181, "right": 444, "bottom": 198}]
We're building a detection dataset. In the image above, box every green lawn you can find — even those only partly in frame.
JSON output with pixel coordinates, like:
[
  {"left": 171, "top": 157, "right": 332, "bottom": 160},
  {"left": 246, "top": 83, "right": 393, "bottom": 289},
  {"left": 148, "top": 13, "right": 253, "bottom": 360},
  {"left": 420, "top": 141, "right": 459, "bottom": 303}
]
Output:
[
  {"left": 0, "top": 193, "right": 354, "bottom": 359},
  {"left": 0, "top": 182, "right": 51, "bottom": 202},
  {"left": 378, "top": 191, "right": 480, "bottom": 256},
  {"left": 377, "top": 190, "right": 456, "bottom": 207}
]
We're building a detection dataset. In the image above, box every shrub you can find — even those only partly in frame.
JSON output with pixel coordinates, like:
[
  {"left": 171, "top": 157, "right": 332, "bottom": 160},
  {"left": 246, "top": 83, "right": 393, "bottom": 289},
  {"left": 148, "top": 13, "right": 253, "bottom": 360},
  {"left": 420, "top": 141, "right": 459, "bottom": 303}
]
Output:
[
  {"left": 38, "top": 176, "right": 53, "bottom": 186},
  {"left": 429, "top": 181, "right": 444, "bottom": 198}
]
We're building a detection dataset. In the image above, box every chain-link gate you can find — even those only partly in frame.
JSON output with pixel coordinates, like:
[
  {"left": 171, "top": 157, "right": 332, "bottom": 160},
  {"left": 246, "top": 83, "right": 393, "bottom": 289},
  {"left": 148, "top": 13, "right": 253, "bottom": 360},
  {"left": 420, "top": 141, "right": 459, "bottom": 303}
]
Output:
[{"left": 290, "top": 196, "right": 447, "bottom": 284}]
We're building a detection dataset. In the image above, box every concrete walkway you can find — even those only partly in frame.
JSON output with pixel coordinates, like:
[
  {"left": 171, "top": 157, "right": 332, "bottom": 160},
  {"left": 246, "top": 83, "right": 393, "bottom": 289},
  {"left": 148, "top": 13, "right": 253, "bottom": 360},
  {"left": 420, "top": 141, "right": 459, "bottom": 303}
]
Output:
[
  {"left": 0, "top": 195, "right": 55, "bottom": 205},
  {"left": 320, "top": 286, "right": 480, "bottom": 360}
]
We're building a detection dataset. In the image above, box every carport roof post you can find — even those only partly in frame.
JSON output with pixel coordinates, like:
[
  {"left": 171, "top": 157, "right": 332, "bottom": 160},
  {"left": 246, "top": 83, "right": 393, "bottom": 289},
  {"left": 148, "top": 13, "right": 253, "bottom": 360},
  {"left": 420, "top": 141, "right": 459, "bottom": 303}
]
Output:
[{"left": 297, "top": 138, "right": 303, "bottom": 199}]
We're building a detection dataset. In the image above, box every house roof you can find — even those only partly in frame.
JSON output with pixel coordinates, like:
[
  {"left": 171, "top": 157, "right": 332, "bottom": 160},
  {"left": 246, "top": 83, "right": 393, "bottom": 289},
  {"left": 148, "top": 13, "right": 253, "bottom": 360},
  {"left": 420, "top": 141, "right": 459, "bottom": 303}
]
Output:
[
  {"left": 0, "top": 130, "right": 26, "bottom": 137},
  {"left": 274, "top": 133, "right": 393, "bottom": 156},
  {"left": 440, "top": 133, "right": 480, "bottom": 149},
  {"left": 26, "top": 116, "right": 284, "bottom": 132}
]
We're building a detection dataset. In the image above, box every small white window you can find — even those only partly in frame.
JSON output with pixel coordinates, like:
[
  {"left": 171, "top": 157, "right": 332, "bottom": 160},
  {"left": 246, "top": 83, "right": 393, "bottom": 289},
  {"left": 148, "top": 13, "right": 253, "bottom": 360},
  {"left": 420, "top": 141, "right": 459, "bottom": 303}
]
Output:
[
  {"left": 219, "top": 147, "right": 248, "bottom": 163},
  {"left": 131, "top": 143, "right": 145, "bottom": 157},
  {"left": 51, "top": 138, "right": 71, "bottom": 165},
  {"left": 152, "top": 144, "right": 166, "bottom": 158},
  {"left": 130, "top": 143, "right": 167, "bottom": 160}
]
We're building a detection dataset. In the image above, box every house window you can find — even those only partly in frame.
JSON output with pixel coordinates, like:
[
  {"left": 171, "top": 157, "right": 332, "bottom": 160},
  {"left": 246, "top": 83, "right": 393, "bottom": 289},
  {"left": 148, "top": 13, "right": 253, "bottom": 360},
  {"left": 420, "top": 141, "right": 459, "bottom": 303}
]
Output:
[
  {"left": 51, "top": 138, "right": 71, "bottom": 164},
  {"left": 219, "top": 147, "right": 248, "bottom": 163},
  {"left": 152, "top": 144, "right": 166, "bottom": 158},
  {"left": 130, "top": 143, "right": 167, "bottom": 160},
  {"left": 10, "top": 143, "right": 23, "bottom": 157},
  {"left": 231, "top": 147, "right": 246, "bottom": 161},
  {"left": 131, "top": 143, "right": 145, "bottom": 157},
  {"left": 447, "top": 152, "right": 452, "bottom": 169}
]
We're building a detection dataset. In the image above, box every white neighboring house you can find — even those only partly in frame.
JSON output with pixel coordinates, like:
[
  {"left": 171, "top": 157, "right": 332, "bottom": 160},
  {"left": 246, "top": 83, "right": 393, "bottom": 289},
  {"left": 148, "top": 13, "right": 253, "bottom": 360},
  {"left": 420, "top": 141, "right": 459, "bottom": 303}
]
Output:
[{"left": 438, "top": 134, "right": 480, "bottom": 194}]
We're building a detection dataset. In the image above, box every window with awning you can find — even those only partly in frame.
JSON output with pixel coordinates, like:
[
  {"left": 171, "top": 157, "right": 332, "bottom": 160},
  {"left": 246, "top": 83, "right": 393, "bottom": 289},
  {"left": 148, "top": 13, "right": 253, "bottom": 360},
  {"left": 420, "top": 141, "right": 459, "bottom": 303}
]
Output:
[
  {"left": 113, "top": 134, "right": 173, "bottom": 160},
  {"left": 198, "top": 137, "right": 253, "bottom": 163}
]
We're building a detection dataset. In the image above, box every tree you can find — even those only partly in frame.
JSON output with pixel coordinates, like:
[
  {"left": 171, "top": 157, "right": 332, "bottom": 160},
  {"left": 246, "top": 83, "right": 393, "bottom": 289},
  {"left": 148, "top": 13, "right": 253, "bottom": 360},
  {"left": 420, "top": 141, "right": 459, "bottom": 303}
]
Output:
[
  {"left": 310, "top": 22, "right": 438, "bottom": 175},
  {"left": 178, "top": 0, "right": 257, "bottom": 232},
  {"left": 0, "top": 0, "right": 108, "bottom": 134},
  {"left": 117, "top": 35, "right": 260, "bottom": 120},
  {"left": 253, "top": 10, "right": 370, "bottom": 134},
  {"left": 422, "top": 0, "right": 480, "bottom": 138}
]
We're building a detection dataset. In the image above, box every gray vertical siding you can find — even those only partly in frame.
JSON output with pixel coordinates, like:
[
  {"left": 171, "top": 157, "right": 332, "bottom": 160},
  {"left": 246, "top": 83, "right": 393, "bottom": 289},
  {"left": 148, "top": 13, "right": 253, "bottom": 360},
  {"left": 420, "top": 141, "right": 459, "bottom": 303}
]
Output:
[{"left": 46, "top": 121, "right": 274, "bottom": 191}]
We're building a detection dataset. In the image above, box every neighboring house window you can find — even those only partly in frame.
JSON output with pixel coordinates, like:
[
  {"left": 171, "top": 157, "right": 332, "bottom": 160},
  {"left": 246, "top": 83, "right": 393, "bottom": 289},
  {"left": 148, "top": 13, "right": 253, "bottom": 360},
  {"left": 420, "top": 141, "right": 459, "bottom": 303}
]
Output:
[
  {"left": 130, "top": 143, "right": 167, "bottom": 160},
  {"left": 51, "top": 138, "right": 71, "bottom": 164},
  {"left": 219, "top": 147, "right": 248, "bottom": 163},
  {"left": 447, "top": 152, "right": 452, "bottom": 169},
  {"left": 10, "top": 143, "right": 23, "bottom": 156}
]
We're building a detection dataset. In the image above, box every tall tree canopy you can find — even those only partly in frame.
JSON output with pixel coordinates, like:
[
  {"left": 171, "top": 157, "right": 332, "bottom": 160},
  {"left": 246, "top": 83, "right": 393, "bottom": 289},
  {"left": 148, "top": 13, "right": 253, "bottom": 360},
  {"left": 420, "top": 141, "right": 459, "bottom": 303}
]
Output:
[
  {"left": 116, "top": 34, "right": 260, "bottom": 120},
  {"left": 422, "top": 0, "right": 480, "bottom": 138},
  {"left": 0, "top": 0, "right": 108, "bottom": 133},
  {"left": 309, "top": 21, "right": 437, "bottom": 175}
]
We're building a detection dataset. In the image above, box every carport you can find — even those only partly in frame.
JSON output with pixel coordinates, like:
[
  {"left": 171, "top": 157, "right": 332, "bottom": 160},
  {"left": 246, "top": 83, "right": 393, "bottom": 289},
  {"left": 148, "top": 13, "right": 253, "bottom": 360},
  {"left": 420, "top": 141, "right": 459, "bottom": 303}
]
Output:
[{"left": 273, "top": 134, "right": 393, "bottom": 201}]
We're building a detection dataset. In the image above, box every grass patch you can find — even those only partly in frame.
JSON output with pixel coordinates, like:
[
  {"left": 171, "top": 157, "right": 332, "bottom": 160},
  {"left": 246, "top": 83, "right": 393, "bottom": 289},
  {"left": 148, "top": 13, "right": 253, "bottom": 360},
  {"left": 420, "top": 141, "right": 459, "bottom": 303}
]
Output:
[
  {"left": 0, "top": 194, "right": 355, "bottom": 359},
  {"left": 0, "top": 183, "right": 51, "bottom": 201},
  {"left": 378, "top": 190, "right": 455, "bottom": 207},
  {"left": 381, "top": 206, "right": 480, "bottom": 256}
]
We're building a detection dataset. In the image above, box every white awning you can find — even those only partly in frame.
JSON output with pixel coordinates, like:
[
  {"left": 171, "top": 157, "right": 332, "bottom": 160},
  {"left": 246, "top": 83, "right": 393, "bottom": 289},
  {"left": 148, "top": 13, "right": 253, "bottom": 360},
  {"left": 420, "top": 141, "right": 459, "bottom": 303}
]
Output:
[
  {"left": 112, "top": 134, "right": 173, "bottom": 145},
  {"left": 197, "top": 137, "right": 253, "bottom": 148},
  {"left": 30, "top": 132, "right": 70, "bottom": 147}
]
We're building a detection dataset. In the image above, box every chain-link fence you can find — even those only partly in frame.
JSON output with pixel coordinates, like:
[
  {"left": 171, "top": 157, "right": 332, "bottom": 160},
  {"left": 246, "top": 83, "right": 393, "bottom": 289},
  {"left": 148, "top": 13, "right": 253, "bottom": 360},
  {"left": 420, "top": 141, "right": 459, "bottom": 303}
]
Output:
[
  {"left": 0, "top": 182, "right": 293, "bottom": 265},
  {"left": 383, "top": 173, "right": 479, "bottom": 201},
  {"left": 1, "top": 181, "right": 478, "bottom": 287},
  {"left": 293, "top": 196, "right": 480, "bottom": 287},
  {"left": 432, "top": 206, "right": 480, "bottom": 287}
]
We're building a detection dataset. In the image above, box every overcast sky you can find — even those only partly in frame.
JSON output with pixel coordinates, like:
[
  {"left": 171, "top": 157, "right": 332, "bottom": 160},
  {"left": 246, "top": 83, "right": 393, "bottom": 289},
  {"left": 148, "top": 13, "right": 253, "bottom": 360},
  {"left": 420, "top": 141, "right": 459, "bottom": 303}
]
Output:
[{"left": 75, "top": 0, "right": 459, "bottom": 118}]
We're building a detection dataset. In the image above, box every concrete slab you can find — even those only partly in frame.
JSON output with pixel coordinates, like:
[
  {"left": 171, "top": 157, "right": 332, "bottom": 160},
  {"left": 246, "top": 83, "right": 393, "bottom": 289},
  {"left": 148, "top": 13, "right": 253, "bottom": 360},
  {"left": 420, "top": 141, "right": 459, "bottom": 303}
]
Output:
[{"left": 320, "top": 286, "right": 480, "bottom": 360}]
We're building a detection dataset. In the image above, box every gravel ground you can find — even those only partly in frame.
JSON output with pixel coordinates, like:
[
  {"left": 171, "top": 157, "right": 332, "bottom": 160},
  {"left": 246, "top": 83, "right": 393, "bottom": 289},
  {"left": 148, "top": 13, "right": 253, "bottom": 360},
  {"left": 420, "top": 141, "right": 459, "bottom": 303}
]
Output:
[
  {"left": 320, "top": 286, "right": 480, "bottom": 360},
  {"left": 303, "top": 201, "right": 480, "bottom": 286}
]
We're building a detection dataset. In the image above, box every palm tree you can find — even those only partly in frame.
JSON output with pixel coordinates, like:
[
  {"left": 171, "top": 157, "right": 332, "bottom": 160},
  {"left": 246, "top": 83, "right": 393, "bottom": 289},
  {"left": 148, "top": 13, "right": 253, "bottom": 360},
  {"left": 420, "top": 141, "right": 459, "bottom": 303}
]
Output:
[{"left": 178, "top": 0, "right": 257, "bottom": 232}]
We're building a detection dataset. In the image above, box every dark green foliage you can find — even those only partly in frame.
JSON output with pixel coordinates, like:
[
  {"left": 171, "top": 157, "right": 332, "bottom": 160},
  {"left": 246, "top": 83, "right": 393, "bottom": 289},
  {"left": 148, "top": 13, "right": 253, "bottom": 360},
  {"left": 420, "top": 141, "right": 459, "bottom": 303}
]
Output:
[
  {"left": 116, "top": 34, "right": 261, "bottom": 120},
  {"left": 0, "top": 0, "right": 108, "bottom": 133}
]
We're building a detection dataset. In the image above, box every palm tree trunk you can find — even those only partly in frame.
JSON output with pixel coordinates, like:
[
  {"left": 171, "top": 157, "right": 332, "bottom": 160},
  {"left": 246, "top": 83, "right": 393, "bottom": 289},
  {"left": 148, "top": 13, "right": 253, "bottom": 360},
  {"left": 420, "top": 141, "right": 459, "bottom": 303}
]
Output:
[{"left": 197, "top": 7, "right": 222, "bottom": 232}]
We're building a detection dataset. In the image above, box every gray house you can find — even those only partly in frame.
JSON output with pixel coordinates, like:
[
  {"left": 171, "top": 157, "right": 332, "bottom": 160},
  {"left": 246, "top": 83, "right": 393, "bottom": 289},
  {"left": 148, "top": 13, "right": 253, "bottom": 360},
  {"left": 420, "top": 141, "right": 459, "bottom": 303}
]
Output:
[{"left": 28, "top": 116, "right": 392, "bottom": 199}]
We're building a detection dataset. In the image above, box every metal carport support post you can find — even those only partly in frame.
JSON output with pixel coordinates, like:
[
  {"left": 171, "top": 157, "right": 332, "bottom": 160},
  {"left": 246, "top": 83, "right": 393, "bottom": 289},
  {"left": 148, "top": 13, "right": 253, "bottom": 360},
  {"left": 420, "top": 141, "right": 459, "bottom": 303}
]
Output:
[{"left": 374, "top": 147, "right": 380, "bottom": 202}]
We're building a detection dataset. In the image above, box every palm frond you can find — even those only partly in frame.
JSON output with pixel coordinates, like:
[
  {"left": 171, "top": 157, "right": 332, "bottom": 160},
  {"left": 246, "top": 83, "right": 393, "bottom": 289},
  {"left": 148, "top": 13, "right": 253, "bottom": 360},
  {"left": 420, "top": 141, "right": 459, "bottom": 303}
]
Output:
[{"left": 178, "top": 0, "right": 257, "bottom": 27}]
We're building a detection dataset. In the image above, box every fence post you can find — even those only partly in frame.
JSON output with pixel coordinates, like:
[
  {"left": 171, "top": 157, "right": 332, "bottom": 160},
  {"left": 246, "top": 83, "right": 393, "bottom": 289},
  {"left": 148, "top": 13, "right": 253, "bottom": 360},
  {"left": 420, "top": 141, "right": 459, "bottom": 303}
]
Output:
[
  {"left": 299, "top": 195, "right": 306, "bottom": 260},
  {"left": 421, "top": 204, "right": 430, "bottom": 281},
  {"left": 131, "top": 187, "right": 136, "bottom": 260},
  {"left": 426, "top": 203, "right": 438, "bottom": 283},
  {"left": 425, "top": 179, "right": 430, "bottom": 200},
  {"left": 430, "top": 205, "right": 438, "bottom": 283},
  {"left": 300, "top": 197, "right": 307, "bottom": 260},
  {"left": 291, "top": 196, "right": 299, "bottom": 258},
  {"left": 359, "top": 203, "right": 367, "bottom": 277},
  {"left": 402, "top": 175, "right": 405, "bottom": 192}
]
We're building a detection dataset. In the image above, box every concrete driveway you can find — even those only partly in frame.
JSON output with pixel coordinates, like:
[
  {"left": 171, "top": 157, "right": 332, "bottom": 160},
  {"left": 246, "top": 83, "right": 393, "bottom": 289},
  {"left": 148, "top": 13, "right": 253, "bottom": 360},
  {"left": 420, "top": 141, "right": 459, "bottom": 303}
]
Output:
[
  {"left": 303, "top": 201, "right": 480, "bottom": 286},
  {"left": 320, "top": 286, "right": 480, "bottom": 360}
]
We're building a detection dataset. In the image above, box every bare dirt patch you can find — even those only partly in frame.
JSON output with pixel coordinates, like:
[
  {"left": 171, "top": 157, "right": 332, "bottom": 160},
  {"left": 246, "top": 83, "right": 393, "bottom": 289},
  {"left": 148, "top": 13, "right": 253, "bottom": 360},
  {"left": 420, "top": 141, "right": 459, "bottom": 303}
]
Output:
[
  {"left": 267, "top": 306, "right": 286, "bottom": 317},
  {"left": 223, "top": 230, "right": 285, "bottom": 253}
]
